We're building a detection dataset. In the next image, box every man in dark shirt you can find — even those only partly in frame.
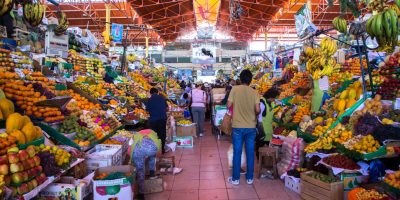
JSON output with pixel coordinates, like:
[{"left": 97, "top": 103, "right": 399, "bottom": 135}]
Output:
[{"left": 146, "top": 88, "right": 168, "bottom": 154}]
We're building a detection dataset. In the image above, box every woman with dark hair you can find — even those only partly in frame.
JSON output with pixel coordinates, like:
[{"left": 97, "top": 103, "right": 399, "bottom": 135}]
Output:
[{"left": 256, "top": 88, "right": 281, "bottom": 158}]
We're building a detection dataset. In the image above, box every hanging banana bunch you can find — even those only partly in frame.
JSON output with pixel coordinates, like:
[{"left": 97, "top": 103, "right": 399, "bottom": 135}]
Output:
[
  {"left": 23, "top": 1, "right": 45, "bottom": 27},
  {"left": 54, "top": 12, "right": 69, "bottom": 35},
  {"left": 0, "top": 0, "right": 14, "bottom": 17},
  {"left": 366, "top": 8, "right": 398, "bottom": 48},
  {"left": 127, "top": 54, "right": 137, "bottom": 63},
  {"left": 333, "top": 17, "right": 347, "bottom": 33}
]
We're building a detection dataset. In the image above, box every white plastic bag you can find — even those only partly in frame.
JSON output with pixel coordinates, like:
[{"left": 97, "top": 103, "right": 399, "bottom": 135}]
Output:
[{"left": 227, "top": 144, "right": 246, "bottom": 169}]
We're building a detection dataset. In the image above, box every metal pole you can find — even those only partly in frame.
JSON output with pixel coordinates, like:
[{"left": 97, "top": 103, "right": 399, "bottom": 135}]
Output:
[
  {"left": 120, "top": 27, "right": 130, "bottom": 73},
  {"left": 361, "top": 35, "right": 375, "bottom": 97},
  {"left": 356, "top": 36, "right": 367, "bottom": 100}
]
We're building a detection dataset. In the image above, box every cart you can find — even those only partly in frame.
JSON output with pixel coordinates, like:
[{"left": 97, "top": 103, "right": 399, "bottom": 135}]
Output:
[{"left": 210, "top": 88, "right": 227, "bottom": 139}]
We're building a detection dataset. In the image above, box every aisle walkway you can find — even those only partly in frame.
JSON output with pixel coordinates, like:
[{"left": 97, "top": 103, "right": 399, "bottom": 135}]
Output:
[{"left": 146, "top": 122, "right": 301, "bottom": 200}]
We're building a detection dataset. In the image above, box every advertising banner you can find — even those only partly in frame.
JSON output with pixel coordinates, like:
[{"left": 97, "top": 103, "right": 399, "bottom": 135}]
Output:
[
  {"left": 192, "top": 43, "right": 216, "bottom": 64},
  {"left": 294, "top": 4, "right": 317, "bottom": 39},
  {"left": 111, "top": 23, "right": 124, "bottom": 43}
]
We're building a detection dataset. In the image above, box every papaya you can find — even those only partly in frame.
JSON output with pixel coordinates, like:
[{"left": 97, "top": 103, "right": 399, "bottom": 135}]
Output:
[
  {"left": 353, "top": 81, "right": 361, "bottom": 89},
  {"left": 21, "top": 122, "right": 36, "bottom": 143},
  {"left": 34, "top": 126, "right": 42, "bottom": 140},
  {"left": 21, "top": 115, "right": 31, "bottom": 127},
  {"left": 333, "top": 99, "right": 340, "bottom": 110},
  {"left": 337, "top": 99, "right": 346, "bottom": 111},
  {"left": 0, "top": 98, "right": 14, "bottom": 119},
  {"left": 0, "top": 109, "right": 3, "bottom": 120},
  {"left": 346, "top": 99, "right": 357, "bottom": 109},
  {"left": 314, "top": 117, "right": 324, "bottom": 123},
  {"left": 348, "top": 89, "right": 357, "bottom": 100},
  {"left": 340, "top": 90, "right": 348, "bottom": 99},
  {"left": 9, "top": 130, "right": 26, "bottom": 145},
  {"left": 6, "top": 113, "right": 23, "bottom": 133}
]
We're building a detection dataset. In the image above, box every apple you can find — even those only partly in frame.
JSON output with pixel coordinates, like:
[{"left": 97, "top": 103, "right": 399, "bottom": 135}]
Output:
[
  {"left": 32, "top": 156, "right": 40, "bottom": 167},
  {"left": 30, "top": 179, "right": 38, "bottom": 188},
  {"left": 10, "top": 163, "right": 23, "bottom": 173},
  {"left": 26, "top": 181, "right": 33, "bottom": 191},
  {"left": 25, "top": 146, "right": 36, "bottom": 158},
  {"left": 21, "top": 171, "right": 28, "bottom": 182},
  {"left": 18, "top": 150, "right": 29, "bottom": 162},
  {"left": 11, "top": 172, "right": 23, "bottom": 184},
  {"left": 10, "top": 186, "right": 17, "bottom": 196},
  {"left": 0, "top": 164, "right": 9, "bottom": 175},
  {"left": 17, "top": 183, "right": 28, "bottom": 195},
  {"left": 21, "top": 160, "right": 30, "bottom": 170},
  {"left": 35, "top": 165, "right": 43, "bottom": 174},
  {"left": 0, "top": 155, "right": 9, "bottom": 165},
  {"left": 7, "top": 153, "right": 19, "bottom": 164},
  {"left": 4, "top": 175, "right": 10, "bottom": 185},
  {"left": 27, "top": 157, "right": 36, "bottom": 168}
]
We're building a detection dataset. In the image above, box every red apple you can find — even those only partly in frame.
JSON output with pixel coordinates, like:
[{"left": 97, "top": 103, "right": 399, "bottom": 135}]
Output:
[
  {"left": 26, "top": 181, "right": 33, "bottom": 191},
  {"left": 17, "top": 183, "right": 28, "bottom": 195},
  {"left": 21, "top": 171, "right": 28, "bottom": 182},
  {"left": 11, "top": 172, "right": 23, "bottom": 184},
  {"left": 4, "top": 175, "right": 10, "bottom": 185},
  {"left": 35, "top": 165, "right": 43, "bottom": 174},
  {"left": 10, "top": 163, "right": 23, "bottom": 173},
  {"left": 18, "top": 150, "right": 29, "bottom": 162},
  {"left": 0, "top": 164, "right": 9, "bottom": 175},
  {"left": 27, "top": 157, "right": 36, "bottom": 168},
  {"left": 0, "top": 155, "right": 9, "bottom": 165},
  {"left": 32, "top": 156, "right": 40, "bottom": 167},
  {"left": 22, "top": 160, "right": 30, "bottom": 170},
  {"left": 25, "top": 146, "right": 36, "bottom": 158},
  {"left": 8, "top": 153, "right": 19, "bottom": 164}
]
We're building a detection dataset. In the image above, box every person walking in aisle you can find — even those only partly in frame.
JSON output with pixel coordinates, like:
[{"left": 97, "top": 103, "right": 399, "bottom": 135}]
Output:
[
  {"left": 227, "top": 69, "right": 260, "bottom": 185},
  {"left": 146, "top": 88, "right": 168, "bottom": 154},
  {"left": 191, "top": 83, "right": 207, "bottom": 137}
]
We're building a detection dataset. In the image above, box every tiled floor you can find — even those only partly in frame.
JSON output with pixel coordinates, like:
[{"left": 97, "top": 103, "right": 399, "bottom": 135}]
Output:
[{"left": 146, "top": 122, "right": 301, "bottom": 200}]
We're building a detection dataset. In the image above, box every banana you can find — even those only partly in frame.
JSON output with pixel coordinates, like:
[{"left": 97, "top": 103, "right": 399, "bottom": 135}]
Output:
[
  {"left": 383, "top": 9, "right": 393, "bottom": 42},
  {"left": 0, "top": 0, "right": 13, "bottom": 17}
]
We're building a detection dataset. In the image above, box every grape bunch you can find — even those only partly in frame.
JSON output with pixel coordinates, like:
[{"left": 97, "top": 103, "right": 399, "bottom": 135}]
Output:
[
  {"left": 354, "top": 113, "right": 380, "bottom": 136},
  {"left": 37, "top": 151, "right": 60, "bottom": 176}
]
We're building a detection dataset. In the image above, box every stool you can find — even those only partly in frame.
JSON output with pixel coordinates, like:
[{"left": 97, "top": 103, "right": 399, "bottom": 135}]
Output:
[
  {"left": 258, "top": 147, "right": 278, "bottom": 179},
  {"left": 157, "top": 156, "right": 175, "bottom": 175}
]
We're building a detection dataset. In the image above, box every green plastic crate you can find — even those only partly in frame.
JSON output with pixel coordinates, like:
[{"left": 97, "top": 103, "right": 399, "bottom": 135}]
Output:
[
  {"left": 296, "top": 127, "right": 317, "bottom": 143},
  {"left": 19, "top": 136, "right": 45, "bottom": 149},
  {"left": 362, "top": 146, "right": 387, "bottom": 160}
]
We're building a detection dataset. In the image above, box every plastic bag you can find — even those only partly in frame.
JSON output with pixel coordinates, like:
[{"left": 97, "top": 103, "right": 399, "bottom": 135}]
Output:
[
  {"left": 369, "top": 159, "right": 386, "bottom": 182},
  {"left": 227, "top": 144, "right": 246, "bottom": 169},
  {"left": 277, "top": 136, "right": 305, "bottom": 176}
]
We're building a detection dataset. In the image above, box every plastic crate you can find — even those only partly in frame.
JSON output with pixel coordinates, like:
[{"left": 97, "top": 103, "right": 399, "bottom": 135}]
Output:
[
  {"left": 85, "top": 144, "right": 122, "bottom": 172},
  {"left": 285, "top": 176, "right": 301, "bottom": 194}
]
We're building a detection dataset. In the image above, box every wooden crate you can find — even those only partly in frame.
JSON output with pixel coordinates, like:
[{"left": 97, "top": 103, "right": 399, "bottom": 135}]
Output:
[{"left": 300, "top": 171, "right": 344, "bottom": 200}]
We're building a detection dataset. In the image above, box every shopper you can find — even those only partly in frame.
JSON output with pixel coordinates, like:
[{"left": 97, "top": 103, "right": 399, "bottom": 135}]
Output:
[
  {"left": 190, "top": 83, "right": 207, "bottom": 137},
  {"left": 227, "top": 69, "right": 260, "bottom": 185},
  {"left": 131, "top": 129, "right": 161, "bottom": 200},
  {"left": 256, "top": 88, "right": 281, "bottom": 159},
  {"left": 146, "top": 88, "right": 167, "bottom": 154}
]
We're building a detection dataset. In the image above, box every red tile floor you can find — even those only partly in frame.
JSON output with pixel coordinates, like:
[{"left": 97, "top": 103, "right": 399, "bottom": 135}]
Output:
[{"left": 146, "top": 122, "right": 301, "bottom": 200}]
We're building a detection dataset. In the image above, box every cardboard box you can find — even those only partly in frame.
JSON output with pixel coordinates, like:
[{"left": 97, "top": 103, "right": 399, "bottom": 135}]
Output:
[
  {"left": 176, "top": 124, "right": 196, "bottom": 137},
  {"left": 285, "top": 176, "right": 301, "bottom": 194},
  {"left": 144, "top": 177, "right": 163, "bottom": 194},
  {"left": 173, "top": 136, "right": 193, "bottom": 148},
  {"left": 340, "top": 173, "right": 369, "bottom": 191},
  {"left": 39, "top": 173, "right": 94, "bottom": 200},
  {"left": 86, "top": 144, "right": 122, "bottom": 172},
  {"left": 93, "top": 165, "right": 136, "bottom": 200}
]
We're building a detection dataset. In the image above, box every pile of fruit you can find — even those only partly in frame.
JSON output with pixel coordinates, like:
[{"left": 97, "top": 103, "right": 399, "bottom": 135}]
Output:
[
  {"left": 292, "top": 105, "right": 311, "bottom": 124},
  {"left": 38, "top": 145, "right": 72, "bottom": 167},
  {"left": 133, "top": 108, "right": 149, "bottom": 120},
  {"left": 102, "top": 138, "right": 124, "bottom": 145},
  {"left": 342, "top": 57, "right": 368, "bottom": 76},
  {"left": 5, "top": 146, "right": 48, "bottom": 196},
  {"left": 350, "top": 188, "right": 389, "bottom": 200},
  {"left": 332, "top": 82, "right": 363, "bottom": 116},
  {"left": 177, "top": 119, "right": 193, "bottom": 126},
  {"left": 58, "top": 115, "right": 80, "bottom": 134},
  {"left": 384, "top": 170, "right": 400, "bottom": 190},
  {"left": 305, "top": 171, "right": 337, "bottom": 183},
  {"left": 322, "top": 154, "right": 360, "bottom": 170},
  {"left": 0, "top": 49, "right": 14, "bottom": 71},
  {"left": 345, "top": 135, "right": 381, "bottom": 153},
  {"left": 305, "top": 123, "right": 351, "bottom": 153},
  {"left": 6, "top": 112, "right": 43, "bottom": 145}
]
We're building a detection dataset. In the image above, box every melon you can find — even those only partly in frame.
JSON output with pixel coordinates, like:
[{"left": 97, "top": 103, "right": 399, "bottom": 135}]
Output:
[
  {"left": 0, "top": 98, "right": 14, "bottom": 119},
  {"left": 340, "top": 90, "right": 348, "bottom": 99},
  {"left": 337, "top": 100, "right": 346, "bottom": 111},
  {"left": 6, "top": 113, "right": 23, "bottom": 133},
  {"left": 348, "top": 89, "right": 357, "bottom": 100}
]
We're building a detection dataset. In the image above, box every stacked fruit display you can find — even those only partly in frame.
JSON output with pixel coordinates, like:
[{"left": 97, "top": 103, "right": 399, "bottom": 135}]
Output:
[
  {"left": 38, "top": 145, "right": 72, "bottom": 167},
  {"left": 130, "top": 72, "right": 151, "bottom": 91},
  {"left": 384, "top": 170, "right": 400, "bottom": 190},
  {"left": 6, "top": 113, "right": 43, "bottom": 145},
  {"left": 322, "top": 154, "right": 360, "bottom": 170},
  {"left": 376, "top": 60, "right": 400, "bottom": 99},
  {"left": 351, "top": 188, "right": 388, "bottom": 200},
  {"left": 66, "top": 90, "right": 100, "bottom": 111},
  {"left": 332, "top": 81, "right": 363, "bottom": 115},
  {"left": 0, "top": 135, "right": 17, "bottom": 156},
  {"left": 73, "top": 126, "right": 96, "bottom": 147},
  {"left": 292, "top": 105, "right": 311, "bottom": 123},
  {"left": 304, "top": 38, "right": 339, "bottom": 80},
  {"left": 6, "top": 146, "right": 47, "bottom": 196},
  {"left": 305, "top": 123, "right": 351, "bottom": 153},
  {"left": 0, "top": 49, "right": 14, "bottom": 71},
  {"left": 58, "top": 115, "right": 79, "bottom": 134},
  {"left": 304, "top": 171, "right": 337, "bottom": 183},
  {"left": 177, "top": 119, "right": 193, "bottom": 126},
  {"left": 345, "top": 135, "right": 381, "bottom": 153},
  {"left": 342, "top": 57, "right": 368, "bottom": 76},
  {"left": 133, "top": 108, "right": 149, "bottom": 120},
  {"left": 9, "top": 52, "right": 33, "bottom": 69},
  {"left": 0, "top": 71, "right": 19, "bottom": 84}
]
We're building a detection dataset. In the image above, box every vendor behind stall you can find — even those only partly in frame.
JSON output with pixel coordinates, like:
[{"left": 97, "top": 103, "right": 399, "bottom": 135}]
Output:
[
  {"left": 131, "top": 129, "right": 161, "bottom": 200},
  {"left": 102, "top": 70, "right": 114, "bottom": 83}
]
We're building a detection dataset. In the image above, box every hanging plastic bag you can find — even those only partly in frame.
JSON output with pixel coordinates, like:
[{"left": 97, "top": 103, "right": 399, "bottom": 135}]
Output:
[
  {"left": 369, "top": 159, "right": 385, "bottom": 182},
  {"left": 277, "top": 136, "right": 305, "bottom": 176}
]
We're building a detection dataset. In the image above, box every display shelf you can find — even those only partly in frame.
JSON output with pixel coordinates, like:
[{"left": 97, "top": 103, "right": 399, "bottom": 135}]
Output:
[{"left": 21, "top": 158, "right": 85, "bottom": 200}]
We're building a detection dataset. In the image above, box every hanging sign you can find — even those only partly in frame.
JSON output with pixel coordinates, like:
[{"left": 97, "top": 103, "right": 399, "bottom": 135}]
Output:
[
  {"left": 192, "top": 43, "right": 216, "bottom": 64},
  {"left": 294, "top": 4, "right": 317, "bottom": 39},
  {"left": 111, "top": 23, "right": 124, "bottom": 43}
]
